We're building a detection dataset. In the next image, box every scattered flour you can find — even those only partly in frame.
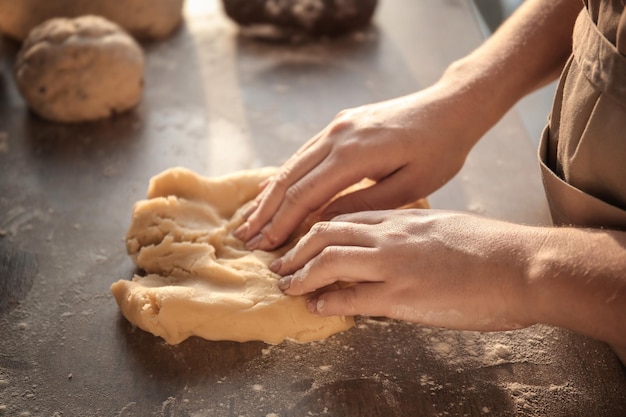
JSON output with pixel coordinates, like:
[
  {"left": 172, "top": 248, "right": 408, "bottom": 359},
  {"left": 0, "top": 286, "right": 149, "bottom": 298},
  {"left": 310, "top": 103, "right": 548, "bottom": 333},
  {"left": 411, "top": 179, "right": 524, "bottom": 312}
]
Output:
[
  {"left": 0, "top": 132, "right": 8, "bottom": 153},
  {"left": 432, "top": 341, "right": 453, "bottom": 356}
]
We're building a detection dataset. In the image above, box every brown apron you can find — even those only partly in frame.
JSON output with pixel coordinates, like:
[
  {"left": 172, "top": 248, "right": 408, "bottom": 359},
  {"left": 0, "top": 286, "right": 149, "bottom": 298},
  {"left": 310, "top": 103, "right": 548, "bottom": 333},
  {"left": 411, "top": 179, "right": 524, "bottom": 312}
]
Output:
[{"left": 538, "top": 2, "right": 626, "bottom": 363}]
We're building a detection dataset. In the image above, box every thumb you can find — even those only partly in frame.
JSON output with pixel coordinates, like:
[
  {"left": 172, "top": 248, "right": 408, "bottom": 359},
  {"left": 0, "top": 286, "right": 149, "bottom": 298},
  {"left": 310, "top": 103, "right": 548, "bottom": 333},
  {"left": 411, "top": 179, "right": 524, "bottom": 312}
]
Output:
[
  {"left": 307, "top": 283, "right": 387, "bottom": 317},
  {"left": 321, "top": 172, "right": 414, "bottom": 220}
]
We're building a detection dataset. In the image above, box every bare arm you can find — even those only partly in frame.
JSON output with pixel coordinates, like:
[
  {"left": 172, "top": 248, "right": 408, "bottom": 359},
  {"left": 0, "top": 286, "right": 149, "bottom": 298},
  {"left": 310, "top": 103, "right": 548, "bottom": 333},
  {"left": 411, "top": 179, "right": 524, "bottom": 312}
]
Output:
[
  {"left": 252, "top": 0, "right": 626, "bottom": 354},
  {"left": 274, "top": 211, "right": 626, "bottom": 349},
  {"left": 528, "top": 226, "right": 626, "bottom": 348},
  {"left": 237, "top": 0, "right": 583, "bottom": 251},
  {"left": 438, "top": 0, "right": 581, "bottom": 144}
]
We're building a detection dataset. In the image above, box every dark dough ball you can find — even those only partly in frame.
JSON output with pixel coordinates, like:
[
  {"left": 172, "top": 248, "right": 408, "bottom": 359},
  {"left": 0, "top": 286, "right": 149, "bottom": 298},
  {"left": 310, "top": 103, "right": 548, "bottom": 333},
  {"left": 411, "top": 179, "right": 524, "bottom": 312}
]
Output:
[{"left": 222, "top": 0, "right": 378, "bottom": 36}]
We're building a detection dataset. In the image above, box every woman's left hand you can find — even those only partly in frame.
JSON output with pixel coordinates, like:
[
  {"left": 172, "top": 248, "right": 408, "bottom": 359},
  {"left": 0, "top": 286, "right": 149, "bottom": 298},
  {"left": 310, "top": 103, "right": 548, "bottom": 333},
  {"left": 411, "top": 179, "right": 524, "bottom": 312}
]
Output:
[{"left": 272, "top": 209, "right": 538, "bottom": 332}]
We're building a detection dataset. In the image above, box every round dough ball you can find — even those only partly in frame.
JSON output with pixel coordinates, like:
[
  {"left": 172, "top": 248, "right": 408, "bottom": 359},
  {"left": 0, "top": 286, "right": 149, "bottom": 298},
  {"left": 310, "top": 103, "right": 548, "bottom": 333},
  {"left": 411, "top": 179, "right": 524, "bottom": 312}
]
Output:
[
  {"left": 222, "top": 0, "right": 379, "bottom": 36},
  {"left": 15, "top": 15, "right": 145, "bottom": 123},
  {"left": 0, "top": 0, "right": 184, "bottom": 41}
]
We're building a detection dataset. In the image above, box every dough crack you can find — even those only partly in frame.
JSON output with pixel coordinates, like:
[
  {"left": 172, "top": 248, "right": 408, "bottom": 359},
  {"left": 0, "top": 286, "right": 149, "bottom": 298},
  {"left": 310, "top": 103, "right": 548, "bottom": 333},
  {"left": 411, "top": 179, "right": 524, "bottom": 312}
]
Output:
[{"left": 144, "top": 291, "right": 161, "bottom": 317}]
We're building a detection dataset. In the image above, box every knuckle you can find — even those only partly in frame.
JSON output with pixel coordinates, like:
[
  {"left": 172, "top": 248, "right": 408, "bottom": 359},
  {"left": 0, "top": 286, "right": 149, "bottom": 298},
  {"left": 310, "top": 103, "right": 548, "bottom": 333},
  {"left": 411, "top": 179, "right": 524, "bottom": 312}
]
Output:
[
  {"left": 328, "top": 113, "right": 356, "bottom": 136},
  {"left": 309, "top": 221, "right": 331, "bottom": 236},
  {"left": 285, "top": 184, "right": 321, "bottom": 215},
  {"left": 336, "top": 105, "right": 362, "bottom": 119},
  {"left": 317, "top": 246, "right": 338, "bottom": 268},
  {"left": 261, "top": 226, "right": 282, "bottom": 247},
  {"left": 291, "top": 271, "right": 306, "bottom": 287},
  {"left": 287, "top": 273, "right": 307, "bottom": 295},
  {"left": 300, "top": 246, "right": 336, "bottom": 282},
  {"left": 273, "top": 171, "right": 291, "bottom": 190},
  {"left": 334, "top": 107, "right": 353, "bottom": 120},
  {"left": 284, "top": 182, "right": 307, "bottom": 207},
  {"left": 335, "top": 108, "right": 349, "bottom": 118}
]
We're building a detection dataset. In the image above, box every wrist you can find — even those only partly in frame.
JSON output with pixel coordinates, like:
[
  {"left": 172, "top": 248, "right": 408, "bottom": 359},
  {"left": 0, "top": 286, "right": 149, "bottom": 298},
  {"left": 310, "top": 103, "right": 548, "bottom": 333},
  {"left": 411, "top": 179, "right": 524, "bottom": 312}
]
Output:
[
  {"left": 439, "top": 54, "right": 518, "bottom": 135},
  {"left": 491, "top": 223, "right": 545, "bottom": 330},
  {"left": 523, "top": 227, "right": 626, "bottom": 346},
  {"left": 516, "top": 226, "right": 554, "bottom": 327}
]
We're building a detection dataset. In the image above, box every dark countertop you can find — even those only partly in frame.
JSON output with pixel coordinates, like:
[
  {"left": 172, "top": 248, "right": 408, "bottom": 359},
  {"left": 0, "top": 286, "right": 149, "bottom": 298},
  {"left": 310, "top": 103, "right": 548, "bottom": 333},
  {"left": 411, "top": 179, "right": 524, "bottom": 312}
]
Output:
[{"left": 1, "top": 1, "right": 624, "bottom": 416}]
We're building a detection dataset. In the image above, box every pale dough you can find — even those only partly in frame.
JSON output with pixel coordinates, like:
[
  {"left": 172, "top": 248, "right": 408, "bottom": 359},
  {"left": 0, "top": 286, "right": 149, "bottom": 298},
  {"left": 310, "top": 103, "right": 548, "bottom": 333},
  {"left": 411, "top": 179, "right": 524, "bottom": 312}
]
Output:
[
  {"left": 111, "top": 167, "right": 429, "bottom": 345},
  {"left": 15, "top": 16, "right": 144, "bottom": 123},
  {"left": 0, "top": 0, "right": 184, "bottom": 41},
  {"left": 111, "top": 167, "right": 352, "bottom": 344}
]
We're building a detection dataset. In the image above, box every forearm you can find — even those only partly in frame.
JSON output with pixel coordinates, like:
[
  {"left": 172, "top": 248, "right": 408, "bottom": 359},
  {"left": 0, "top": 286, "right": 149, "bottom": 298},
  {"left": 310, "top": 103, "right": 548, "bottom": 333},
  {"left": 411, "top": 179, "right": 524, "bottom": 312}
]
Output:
[
  {"left": 525, "top": 227, "right": 626, "bottom": 348},
  {"left": 436, "top": 0, "right": 581, "bottom": 145}
]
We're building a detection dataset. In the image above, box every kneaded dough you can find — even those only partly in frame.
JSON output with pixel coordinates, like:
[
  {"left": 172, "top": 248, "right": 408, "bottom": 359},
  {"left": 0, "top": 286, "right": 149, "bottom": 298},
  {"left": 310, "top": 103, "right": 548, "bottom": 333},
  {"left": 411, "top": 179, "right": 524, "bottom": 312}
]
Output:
[
  {"left": 15, "top": 16, "right": 144, "bottom": 123},
  {"left": 111, "top": 167, "right": 352, "bottom": 345},
  {"left": 0, "top": 0, "right": 184, "bottom": 41},
  {"left": 111, "top": 167, "right": 429, "bottom": 345}
]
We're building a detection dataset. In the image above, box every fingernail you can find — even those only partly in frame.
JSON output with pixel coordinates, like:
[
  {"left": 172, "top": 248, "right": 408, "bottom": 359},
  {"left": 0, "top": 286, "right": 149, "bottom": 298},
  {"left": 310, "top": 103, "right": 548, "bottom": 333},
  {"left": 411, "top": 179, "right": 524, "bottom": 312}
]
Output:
[
  {"left": 278, "top": 275, "right": 291, "bottom": 291},
  {"left": 269, "top": 258, "right": 282, "bottom": 273},
  {"left": 246, "top": 234, "right": 262, "bottom": 250},
  {"left": 233, "top": 222, "right": 248, "bottom": 240},
  {"left": 307, "top": 297, "right": 324, "bottom": 314}
]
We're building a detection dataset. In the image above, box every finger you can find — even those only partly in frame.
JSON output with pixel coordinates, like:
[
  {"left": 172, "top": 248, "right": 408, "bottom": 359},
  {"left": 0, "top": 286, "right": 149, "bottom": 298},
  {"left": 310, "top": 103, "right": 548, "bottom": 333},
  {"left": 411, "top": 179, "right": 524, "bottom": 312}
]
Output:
[
  {"left": 280, "top": 246, "right": 381, "bottom": 296},
  {"left": 306, "top": 283, "right": 389, "bottom": 317},
  {"left": 239, "top": 176, "right": 276, "bottom": 220},
  {"left": 327, "top": 209, "right": 391, "bottom": 225},
  {"left": 254, "top": 175, "right": 274, "bottom": 198},
  {"left": 321, "top": 167, "right": 418, "bottom": 220},
  {"left": 273, "top": 221, "right": 377, "bottom": 275},
  {"left": 248, "top": 132, "right": 326, "bottom": 212},
  {"left": 252, "top": 153, "right": 378, "bottom": 251},
  {"left": 233, "top": 135, "right": 330, "bottom": 242}
]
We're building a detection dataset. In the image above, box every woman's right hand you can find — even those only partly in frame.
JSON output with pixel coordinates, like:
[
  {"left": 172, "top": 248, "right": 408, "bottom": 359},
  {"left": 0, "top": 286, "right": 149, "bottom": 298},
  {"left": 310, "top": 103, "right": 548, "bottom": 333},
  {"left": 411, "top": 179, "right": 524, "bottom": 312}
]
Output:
[{"left": 235, "top": 82, "right": 485, "bottom": 251}]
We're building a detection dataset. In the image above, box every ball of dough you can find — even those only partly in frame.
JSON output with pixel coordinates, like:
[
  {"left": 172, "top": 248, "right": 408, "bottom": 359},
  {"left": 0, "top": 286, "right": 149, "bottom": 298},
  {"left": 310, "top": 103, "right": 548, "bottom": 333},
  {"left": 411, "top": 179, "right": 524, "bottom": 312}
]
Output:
[
  {"left": 15, "top": 15, "right": 145, "bottom": 123},
  {"left": 0, "top": 0, "right": 184, "bottom": 41},
  {"left": 222, "top": 0, "right": 378, "bottom": 36}
]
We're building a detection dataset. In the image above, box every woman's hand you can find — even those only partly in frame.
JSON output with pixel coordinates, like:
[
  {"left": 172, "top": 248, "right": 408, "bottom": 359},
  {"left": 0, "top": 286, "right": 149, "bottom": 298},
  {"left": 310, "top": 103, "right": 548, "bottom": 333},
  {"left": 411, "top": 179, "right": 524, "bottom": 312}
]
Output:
[
  {"left": 233, "top": 0, "right": 583, "bottom": 253},
  {"left": 234, "top": 84, "right": 486, "bottom": 251},
  {"left": 271, "top": 209, "right": 537, "bottom": 332}
]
